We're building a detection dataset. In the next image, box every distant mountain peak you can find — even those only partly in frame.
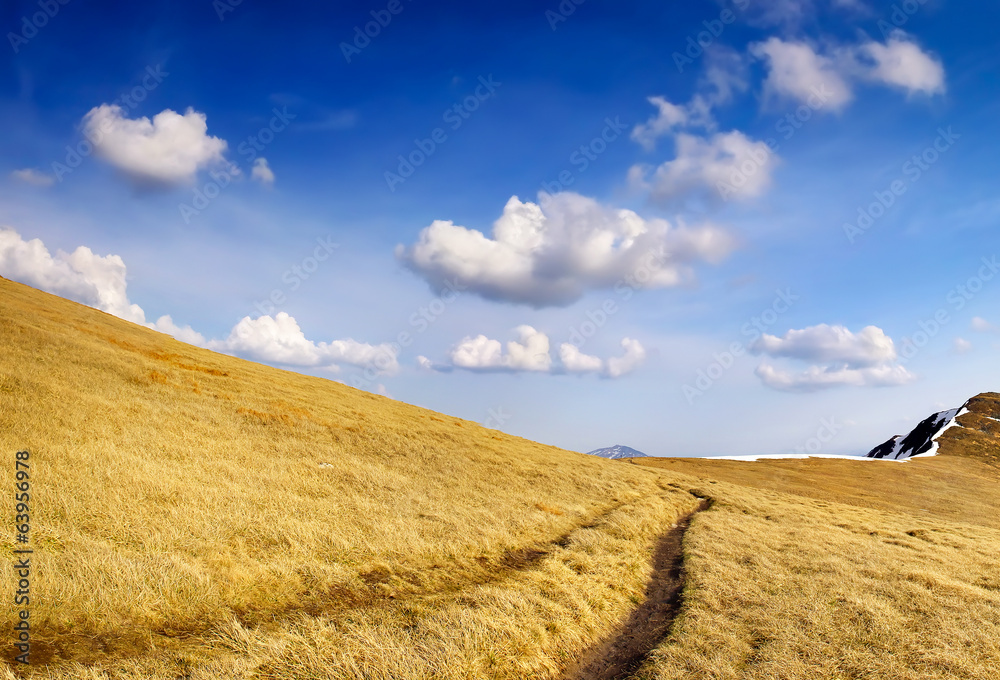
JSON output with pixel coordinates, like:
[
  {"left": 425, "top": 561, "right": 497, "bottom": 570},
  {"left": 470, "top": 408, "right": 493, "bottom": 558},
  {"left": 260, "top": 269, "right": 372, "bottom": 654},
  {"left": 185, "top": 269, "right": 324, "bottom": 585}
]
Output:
[
  {"left": 585, "top": 444, "right": 648, "bottom": 460},
  {"left": 867, "top": 392, "right": 1000, "bottom": 462}
]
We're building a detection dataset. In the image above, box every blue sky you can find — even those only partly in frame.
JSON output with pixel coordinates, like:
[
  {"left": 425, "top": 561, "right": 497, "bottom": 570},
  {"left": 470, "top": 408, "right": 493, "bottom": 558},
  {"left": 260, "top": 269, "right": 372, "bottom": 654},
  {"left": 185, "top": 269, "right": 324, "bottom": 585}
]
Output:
[{"left": 3, "top": 0, "right": 999, "bottom": 456}]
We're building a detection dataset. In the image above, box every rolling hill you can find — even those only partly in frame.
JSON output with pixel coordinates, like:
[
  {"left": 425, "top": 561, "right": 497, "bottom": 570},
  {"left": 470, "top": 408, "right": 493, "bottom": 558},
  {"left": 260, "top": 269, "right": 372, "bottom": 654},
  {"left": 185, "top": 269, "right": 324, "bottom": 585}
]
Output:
[
  {"left": 2, "top": 275, "right": 999, "bottom": 680},
  {"left": 866, "top": 393, "right": 1000, "bottom": 461}
]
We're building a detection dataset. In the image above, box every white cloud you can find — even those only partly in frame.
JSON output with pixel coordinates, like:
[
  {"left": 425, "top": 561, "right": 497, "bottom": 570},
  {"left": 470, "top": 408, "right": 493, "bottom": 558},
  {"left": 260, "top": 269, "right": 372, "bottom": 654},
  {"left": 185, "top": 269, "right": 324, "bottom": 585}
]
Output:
[
  {"left": 0, "top": 226, "right": 146, "bottom": 323},
  {"left": 629, "top": 52, "right": 771, "bottom": 206},
  {"left": 755, "top": 362, "right": 915, "bottom": 391},
  {"left": 632, "top": 49, "right": 747, "bottom": 152},
  {"left": 854, "top": 31, "right": 945, "bottom": 96},
  {"left": 560, "top": 338, "right": 646, "bottom": 378},
  {"left": 149, "top": 315, "right": 207, "bottom": 346},
  {"left": 10, "top": 168, "right": 54, "bottom": 187},
  {"left": 700, "top": 46, "right": 750, "bottom": 106},
  {"left": 435, "top": 328, "right": 645, "bottom": 378},
  {"left": 397, "top": 191, "right": 733, "bottom": 307},
  {"left": 449, "top": 325, "right": 551, "bottom": 372},
  {"left": 82, "top": 104, "right": 229, "bottom": 186},
  {"left": 251, "top": 157, "right": 275, "bottom": 186},
  {"left": 209, "top": 313, "right": 398, "bottom": 373},
  {"left": 751, "top": 38, "right": 854, "bottom": 110},
  {"left": 606, "top": 338, "right": 647, "bottom": 378},
  {"left": 751, "top": 324, "right": 898, "bottom": 368},
  {"left": 559, "top": 343, "right": 604, "bottom": 373},
  {"left": 751, "top": 324, "right": 913, "bottom": 391},
  {"left": 954, "top": 337, "right": 972, "bottom": 354},
  {"left": 632, "top": 130, "right": 778, "bottom": 203},
  {"left": 972, "top": 317, "right": 998, "bottom": 333},
  {"left": 751, "top": 33, "right": 944, "bottom": 111},
  {"left": 0, "top": 227, "right": 395, "bottom": 375},
  {"left": 631, "top": 96, "right": 712, "bottom": 151}
]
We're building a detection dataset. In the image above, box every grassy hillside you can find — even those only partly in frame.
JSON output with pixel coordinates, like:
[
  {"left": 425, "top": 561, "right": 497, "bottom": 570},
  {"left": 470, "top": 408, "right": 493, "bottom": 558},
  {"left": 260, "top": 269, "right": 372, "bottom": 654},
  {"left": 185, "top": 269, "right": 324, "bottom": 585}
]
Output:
[
  {"left": 2, "top": 275, "right": 1000, "bottom": 679},
  {"left": 0, "top": 276, "right": 697, "bottom": 678},
  {"left": 939, "top": 392, "right": 1000, "bottom": 465},
  {"left": 634, "top": 421, "right": 1000, "bottom": 679}
]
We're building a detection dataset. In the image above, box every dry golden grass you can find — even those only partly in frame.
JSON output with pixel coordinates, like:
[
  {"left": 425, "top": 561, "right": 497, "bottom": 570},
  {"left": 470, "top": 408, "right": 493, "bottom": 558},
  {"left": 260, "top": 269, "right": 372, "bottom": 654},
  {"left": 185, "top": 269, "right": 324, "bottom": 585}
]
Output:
[
  {"left": 939, "top": 393, "right": 1000, "bottom": 465},
  {"left": 3, "top": 275, "right": 1000, "bottom": 679},
  {"left": 632, "top": 479, "right": 1000, "bottom": 680},
  {"left": 0, "top": 277, "right": 695, "bottom": 678},
  {"left": 630, "top": 454, "right": 1000, "bottom": 530},
  {"left": 634, "top": 447, "right": 1000, "bottom": 679}
]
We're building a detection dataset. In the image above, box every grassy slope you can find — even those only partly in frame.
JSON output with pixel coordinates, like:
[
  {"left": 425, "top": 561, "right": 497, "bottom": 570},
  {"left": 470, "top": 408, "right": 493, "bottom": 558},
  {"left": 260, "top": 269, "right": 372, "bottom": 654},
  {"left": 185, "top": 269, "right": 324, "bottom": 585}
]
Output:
[
  {"left": 634, "top": 421, "right": 1000, "bottom": 679},
  {"left": 0, "top": 277, "right": 696, "bottom": 679},
  {"left": 2, "top": 275, "right": 999, "bottom": 679}
]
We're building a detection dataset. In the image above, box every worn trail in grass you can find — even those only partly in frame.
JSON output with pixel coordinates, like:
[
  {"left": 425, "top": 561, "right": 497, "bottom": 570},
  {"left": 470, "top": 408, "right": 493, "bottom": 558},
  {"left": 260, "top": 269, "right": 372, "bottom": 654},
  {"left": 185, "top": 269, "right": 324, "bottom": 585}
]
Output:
[{"left": 561, "top": 498, "right": 713, "bottom": 680}]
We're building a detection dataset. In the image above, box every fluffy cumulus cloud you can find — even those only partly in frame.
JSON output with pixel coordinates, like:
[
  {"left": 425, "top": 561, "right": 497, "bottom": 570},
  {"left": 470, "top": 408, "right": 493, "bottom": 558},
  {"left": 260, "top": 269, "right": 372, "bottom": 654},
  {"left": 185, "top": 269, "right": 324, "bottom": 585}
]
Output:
[
  {"left": 751, "top": 324, "right": 914, "bottom": 391},
  {"left": 82, "top": 104, "right": 229, "bottom": 186},
  {"left": 631, "top": 96, "right": 713, "bottom": 151},
  {"left": 0, "top": 227, "right": 147, "bottom": 323},
  {"left": 630, "top": 130, "right": 778, "bottom": 203},
  {"left": 251, "top": 158, "right": 275, "bottom": 186},
  {"left": 559, "top": 343, "right": 604, "bottom": 373},
  {"left": 751, "top": 37, "right": 854, "bottom": 110},
  {"left": 208, "top": 313, "right": 398, "bottom": 373},
  {"left": 852, "top": 31, "right": 945, "bottom": 95},
  {"left": 0, "top": 227, "right": 395, "bottom": 375},
  {"left": 751, "top": 324, "right": 898, "bottom": 367},
  {"left": 449, "top": 325, "right": 552, "bottom": 372},
  {"left": 397, "top": 191, "right": 733, "bottom": 307},
  {"left": 629, "top": 52, "right": 771, "bottom": 206},
  {"left": 754, "top": 362, "right": 914, "bottom": 391},
  {"left": 10, "top": 168, "right": 54, "bottom": 187},
  {"left": 558, "top": 338, "right": 646, "bottom": 378},
  {"left": 427, "top": 327, "right": 645, "bottom": 378},
  {"left": 604, "top": 338, "right": 647, "bottom": 378},
  {"left": 750, "top": 32, "right": 944, "bottom": 111}
]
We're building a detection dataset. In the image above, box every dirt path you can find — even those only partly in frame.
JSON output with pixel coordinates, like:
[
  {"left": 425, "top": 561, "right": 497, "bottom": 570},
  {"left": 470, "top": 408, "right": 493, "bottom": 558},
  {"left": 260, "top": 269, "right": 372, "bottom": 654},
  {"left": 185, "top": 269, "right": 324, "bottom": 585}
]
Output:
[
  {"left": 20, "top": 497, "right": 643, "bottom": 668},
  {"left": 559, "top": 497, "right": 713, "bottom": 680}
]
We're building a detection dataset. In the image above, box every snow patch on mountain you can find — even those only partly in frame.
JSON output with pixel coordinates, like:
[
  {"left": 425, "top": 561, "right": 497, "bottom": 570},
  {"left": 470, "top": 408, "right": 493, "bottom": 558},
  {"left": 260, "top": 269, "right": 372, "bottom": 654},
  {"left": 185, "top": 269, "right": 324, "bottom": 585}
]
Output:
[{"left": 868, "top": 406, "right": 968, "bottom": 460}]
